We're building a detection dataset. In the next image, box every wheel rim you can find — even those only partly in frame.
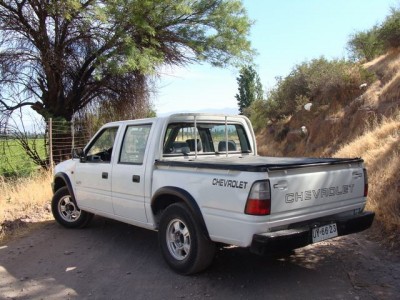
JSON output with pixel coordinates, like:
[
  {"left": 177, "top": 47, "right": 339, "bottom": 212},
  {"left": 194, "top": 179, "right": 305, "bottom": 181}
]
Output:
[
  {"left": 166, "top": 218, "right": 191, "bottom": 261},
  {"left": 58, "top": 195, "right": 81, "bottom": 223}
]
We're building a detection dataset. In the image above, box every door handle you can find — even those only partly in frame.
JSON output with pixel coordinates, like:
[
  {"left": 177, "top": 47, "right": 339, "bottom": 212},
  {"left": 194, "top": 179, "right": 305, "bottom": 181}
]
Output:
[
  {"left": 352, "top": 171, "right": 362, "bottom": 179},
  {"left": 132, "top": 175, "right": 140, "bottom": 183},
  {"left": 273, "top": 181, "right": 288, "bottom": 190},
  {"left": 102, "top": 172, "right": 108, "bottom": 179}
]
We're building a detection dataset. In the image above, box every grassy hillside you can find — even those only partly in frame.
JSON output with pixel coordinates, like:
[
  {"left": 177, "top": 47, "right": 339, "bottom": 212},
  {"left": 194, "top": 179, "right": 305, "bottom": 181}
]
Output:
[{"left": 257, "top": 49, "right": 400, "bottom": 247}]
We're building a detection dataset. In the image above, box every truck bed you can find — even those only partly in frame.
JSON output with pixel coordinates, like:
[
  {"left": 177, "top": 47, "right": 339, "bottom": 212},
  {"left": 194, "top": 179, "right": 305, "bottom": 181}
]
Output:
[{"left": 155, "top": 156, "right": 364, "bottom": 172}]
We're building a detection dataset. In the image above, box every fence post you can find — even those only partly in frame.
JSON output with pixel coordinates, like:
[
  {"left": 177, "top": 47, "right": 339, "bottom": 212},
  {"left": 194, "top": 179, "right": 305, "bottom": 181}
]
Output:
[
  {"left": 49, "top": 118, "right": 53, "bottom": 170},
  {"left": 71, "top": 119, "right": 75, "bottom": 150}
]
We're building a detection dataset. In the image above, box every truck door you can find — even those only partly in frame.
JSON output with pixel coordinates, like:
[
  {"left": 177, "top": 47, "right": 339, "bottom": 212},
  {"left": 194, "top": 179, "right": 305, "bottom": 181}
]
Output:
[
  {"left": 74, "top": 126, "right": 119, "bottom": 214},
  {"left": 111, "top": 124, "right": 152, "bottom": 223}
]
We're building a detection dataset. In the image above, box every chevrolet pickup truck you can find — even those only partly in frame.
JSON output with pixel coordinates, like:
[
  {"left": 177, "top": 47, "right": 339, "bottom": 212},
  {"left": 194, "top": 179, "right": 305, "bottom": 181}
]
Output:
[{"left": 51, "top": 113, "right": 374, "bottom": 274}]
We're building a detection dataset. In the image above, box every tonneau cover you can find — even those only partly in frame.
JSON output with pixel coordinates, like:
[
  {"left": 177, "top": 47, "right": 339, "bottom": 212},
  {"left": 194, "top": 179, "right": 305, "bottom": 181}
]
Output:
[{"left": 155, "top": 156, "right": 363, "bottom": 172}]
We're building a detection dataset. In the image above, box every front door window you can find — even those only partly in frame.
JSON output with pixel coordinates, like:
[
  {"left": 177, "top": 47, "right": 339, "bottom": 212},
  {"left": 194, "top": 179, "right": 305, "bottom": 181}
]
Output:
[{"left": 85, "top": 127, "right": 119, "bottom": 162}]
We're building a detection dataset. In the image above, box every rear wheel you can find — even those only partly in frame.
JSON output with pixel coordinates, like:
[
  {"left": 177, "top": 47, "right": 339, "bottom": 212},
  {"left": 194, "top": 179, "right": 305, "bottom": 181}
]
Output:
[
  {"left": 51, "top": 186, "right": 93, "bottom": 228},
  {"left": 158, "top": 203, "right": 215, "bottom": 275}
]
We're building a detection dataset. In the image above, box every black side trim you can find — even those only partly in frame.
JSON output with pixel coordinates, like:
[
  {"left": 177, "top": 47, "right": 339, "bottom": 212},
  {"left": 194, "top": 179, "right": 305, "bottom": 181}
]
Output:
[
  {"left": 151, "top": 186, "right": 209, "bottom": 238},
  {"left": 155, "top": 158, "right": 364, "bottom": 172},
  {"left": 53, "top": 172, "right": 79, "bottom": 208},
  {"left": 250, "top": 211, "right": 375, "bottom": 255},
  {"left": 266, "top": 158, "right": 364, "bottom": 171}
]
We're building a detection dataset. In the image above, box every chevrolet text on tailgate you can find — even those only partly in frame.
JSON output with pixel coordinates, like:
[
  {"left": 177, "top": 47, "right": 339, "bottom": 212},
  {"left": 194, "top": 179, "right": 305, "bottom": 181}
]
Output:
[{"left": 51, "top": 113, "right": 374, "bottom": 274}]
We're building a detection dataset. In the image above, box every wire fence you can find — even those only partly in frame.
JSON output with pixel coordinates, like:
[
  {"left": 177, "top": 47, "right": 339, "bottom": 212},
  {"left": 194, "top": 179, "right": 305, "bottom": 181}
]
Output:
[
  {"left": 0, "top": 118, "right": 95, "bottom": 178},
  {"left": 49, "top": 118, "right": 93, "bottom": 166}
]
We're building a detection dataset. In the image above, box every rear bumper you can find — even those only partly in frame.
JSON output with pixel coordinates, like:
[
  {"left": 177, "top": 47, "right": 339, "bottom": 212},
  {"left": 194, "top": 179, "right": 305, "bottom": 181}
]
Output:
[{"left": 250, "top": 211, "right": 375, "bottom": 255}]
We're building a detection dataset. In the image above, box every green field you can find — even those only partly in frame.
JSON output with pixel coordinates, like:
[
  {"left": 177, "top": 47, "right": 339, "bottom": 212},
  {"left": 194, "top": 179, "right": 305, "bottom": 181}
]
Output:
[{"left": 0, "top": 138, "right": 47, "bottom": 178}]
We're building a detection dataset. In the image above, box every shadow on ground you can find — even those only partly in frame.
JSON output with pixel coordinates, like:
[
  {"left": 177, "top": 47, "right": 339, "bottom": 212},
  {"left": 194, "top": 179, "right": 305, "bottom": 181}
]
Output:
[{"left": 1, "top": 217, "right": 399, "bottom": 299}]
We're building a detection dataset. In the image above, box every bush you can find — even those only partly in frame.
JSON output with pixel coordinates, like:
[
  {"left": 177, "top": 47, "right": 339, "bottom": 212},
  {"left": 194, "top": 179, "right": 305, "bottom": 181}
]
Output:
[
  {"left": 347, "top": 26, "right": 384, "bottom": 61},
  {"left": 378, "top": 7, "right": 400, "bottom": 49},
  {"left": 347, "top": 6, "right": 400, "bottom": 62},
  {"left": 246, "top": 99, "right": 268, "bottom": 131},
  {"left": 247, "top": 57, "right": 373, "bottom": 128}
]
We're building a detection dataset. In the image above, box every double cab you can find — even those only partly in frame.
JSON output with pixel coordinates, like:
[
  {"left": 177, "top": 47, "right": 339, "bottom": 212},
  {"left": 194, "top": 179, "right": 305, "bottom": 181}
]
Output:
[{"left": 52, "top": 114, "right": 374, "bottom": 274}]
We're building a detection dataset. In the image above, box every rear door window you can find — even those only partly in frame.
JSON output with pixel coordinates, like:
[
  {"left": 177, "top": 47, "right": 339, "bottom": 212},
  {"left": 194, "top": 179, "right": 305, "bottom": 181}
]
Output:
[{"left": 119, "top": 125, "right": 151, "bottom": 164}]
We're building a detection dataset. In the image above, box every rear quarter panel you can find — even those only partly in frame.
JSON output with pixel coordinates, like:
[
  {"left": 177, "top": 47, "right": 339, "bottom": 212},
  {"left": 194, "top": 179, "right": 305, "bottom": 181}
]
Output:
[{"left": 152, "top": 166, "right": 266, "bottom": 246}]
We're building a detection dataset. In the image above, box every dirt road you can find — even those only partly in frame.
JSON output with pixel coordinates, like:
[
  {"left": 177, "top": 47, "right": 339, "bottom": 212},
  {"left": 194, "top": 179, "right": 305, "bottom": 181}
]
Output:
[{"left": 0, "top": 217, "right": 399, "bottom": 300}]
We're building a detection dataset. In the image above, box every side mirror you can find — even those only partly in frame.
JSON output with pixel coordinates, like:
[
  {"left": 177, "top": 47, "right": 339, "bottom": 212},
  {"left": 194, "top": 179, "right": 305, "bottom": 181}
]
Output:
[
  {"left": 72, "top": 148, "right": 85, "bottom": 161},
  {"left": 182, "top": 147, "right": 191, "bottom": 156}
]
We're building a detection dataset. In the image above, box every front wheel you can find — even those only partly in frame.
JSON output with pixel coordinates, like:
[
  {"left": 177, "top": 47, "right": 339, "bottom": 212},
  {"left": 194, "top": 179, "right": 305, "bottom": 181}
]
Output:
[
  {"left": 158, "top": 203, "right": 215, "bottom": 275},
  {"left": 51, "top": 186, "right": 93, "bottom": 228}
]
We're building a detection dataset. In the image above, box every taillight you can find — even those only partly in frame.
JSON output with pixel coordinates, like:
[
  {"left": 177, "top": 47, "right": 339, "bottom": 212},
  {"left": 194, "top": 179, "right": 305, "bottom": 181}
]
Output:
[
  {"left": 245, "top": 180, "right": 271, "bottom": 215},
  {"left": 363, "top": 168, "right": 368, "bottom": 197}
]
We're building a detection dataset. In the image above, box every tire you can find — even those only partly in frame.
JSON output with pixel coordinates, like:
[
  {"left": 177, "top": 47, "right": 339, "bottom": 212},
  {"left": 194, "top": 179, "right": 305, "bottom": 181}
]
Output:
[
  {"left": 158, "top": 203, "right": 215, "bottom": 275},
  {"left": 51, "top": 186, "right": 93, "bottom": 228}
]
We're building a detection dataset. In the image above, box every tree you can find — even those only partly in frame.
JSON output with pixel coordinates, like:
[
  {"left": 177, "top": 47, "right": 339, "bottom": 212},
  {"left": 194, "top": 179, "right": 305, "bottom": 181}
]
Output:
[
  {"left": 0, "top": 0, "right": 254, "bottom": 123},
  {"left": 347, "top": 26, "right": 384, "bottom": 61},
  {"left": 378, "top": 7, "right": 400, "bottom": 49},
  {"left": 347, "top": 6, "right": 400, "bottom": 62},
  {"left": 0, "top": 0, "right": 253, "bottom": 166},
  {"left": 235, "top": 65, "right": 263, "bottom": 115}
]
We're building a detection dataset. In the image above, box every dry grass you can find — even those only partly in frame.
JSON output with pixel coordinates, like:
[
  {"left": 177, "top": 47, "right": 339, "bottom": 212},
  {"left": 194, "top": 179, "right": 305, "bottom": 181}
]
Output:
[
  {"left": 334, "top": 114, "right": 400, "bottom": 245},
  {"left": 256, "top": 50, "right": 400, "bottom": 248},
  {"left": 0, "top": 171, "right": 53, "bottom": 242},
  {"left": 258, "top": 112, "right": 400, "bottom": 248},
  {"left": 364, "top": 48, "right": 400, "bottom": 83}
]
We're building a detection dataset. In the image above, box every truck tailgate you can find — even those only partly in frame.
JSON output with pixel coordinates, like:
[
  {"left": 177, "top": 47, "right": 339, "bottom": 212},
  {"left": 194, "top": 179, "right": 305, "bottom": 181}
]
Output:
[{"left": 268, "top": 162, "right": 366, "bottom": 224}]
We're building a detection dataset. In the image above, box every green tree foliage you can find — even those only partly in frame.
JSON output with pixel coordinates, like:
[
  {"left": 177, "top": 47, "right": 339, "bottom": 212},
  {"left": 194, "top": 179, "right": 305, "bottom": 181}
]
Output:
[
  {"left": 347, "top": 26, "right": 384, "bottom": 61},
  {"left": 0, "top": 0, "right": 254, "bottom": 123},
  {"left": 0, "top": 0, "right": 253, "bottom": 165},
  {"left": 348, "top": 5, "right": 400, "bottom": 61},
  {"left": 235, "top": 65, "right": 263, "bottom": 114},
  {"left": 378, "top": 7, "right": 400, "bottom": 49},
  {"left": 248, "top": 57, "right": 373, "bottom": 130},
  {"left": 245, "top": 99, "right": 269, "bottom": 131}
]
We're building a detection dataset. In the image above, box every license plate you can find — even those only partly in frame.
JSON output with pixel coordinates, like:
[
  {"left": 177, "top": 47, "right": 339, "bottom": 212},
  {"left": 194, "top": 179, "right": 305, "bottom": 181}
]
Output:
[{"left": 312, "top": 223, "right": 338, "bottom": 243}]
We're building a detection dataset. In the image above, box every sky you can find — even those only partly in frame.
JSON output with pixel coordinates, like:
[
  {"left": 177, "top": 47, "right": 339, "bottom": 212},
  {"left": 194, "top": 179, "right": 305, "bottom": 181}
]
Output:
[{"left": 154, "top": 0, "right": 398, "bottom": 115}]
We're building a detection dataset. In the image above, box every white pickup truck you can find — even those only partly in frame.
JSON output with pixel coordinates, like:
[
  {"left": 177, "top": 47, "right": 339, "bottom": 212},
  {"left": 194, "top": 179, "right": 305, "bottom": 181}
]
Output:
[{"left": 51, "top": 113, "right": 374, "bottom": 274}]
